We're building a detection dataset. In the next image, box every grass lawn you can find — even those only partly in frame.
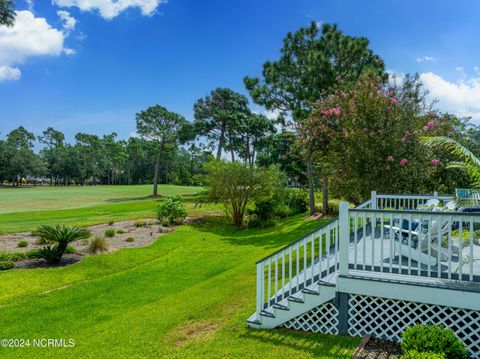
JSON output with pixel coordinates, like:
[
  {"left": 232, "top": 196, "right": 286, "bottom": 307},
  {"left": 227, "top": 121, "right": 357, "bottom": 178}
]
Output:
[
  {"left": 0, "top": 185, "right": 218, "bottom": 233},
  {"left": 0, "top": 185, "right": 359, "bottom": 358}
]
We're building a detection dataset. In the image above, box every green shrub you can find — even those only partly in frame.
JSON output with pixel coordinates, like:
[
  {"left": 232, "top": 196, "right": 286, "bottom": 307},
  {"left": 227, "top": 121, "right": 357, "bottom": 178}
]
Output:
[
  {"left": 283, "top": 189, "right": 308, "bottom": 215},
  {"left": 104, "top": 229, "right": 115, "bottom": 238},
  {"left": 117, "top": 229, "right": 126, "bottom": 234},
  {"left": 17, "top": 240, "right": 28, "bottom": 248},
  {"left": 401, "top": 324, "right": 467, "bottom": 359},
  {"left": 402, "top": 351, "right": 446, "bottom": 359},
  {"left": 0, "top": 260, "right": 14, "bottom": 270},
  {"left": 134, "top": 221, "right": 147, "bottom": 228},
  {"left": 108, "top": 220, "right": 114, "bottom": 225},
  {"left": 126, "top": 237, "right": 134, "bottom": 242},
  {"left": 157, "top": 195, "right": 188, "bottom": 226},
  {"left": 86, "top": 236, "right": 109, "bottom": 255},
  {"left": 0, "top": 251, "right": 27, "bottom": 262}
]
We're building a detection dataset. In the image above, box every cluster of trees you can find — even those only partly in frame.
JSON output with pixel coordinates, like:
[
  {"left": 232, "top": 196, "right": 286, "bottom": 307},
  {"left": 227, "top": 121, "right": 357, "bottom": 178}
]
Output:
[
  {"left": 0, "top": 126, "right": 213, "bottom": 187},
  {"left": 2, "top": 14, "right": 478, "bottom": 211}
]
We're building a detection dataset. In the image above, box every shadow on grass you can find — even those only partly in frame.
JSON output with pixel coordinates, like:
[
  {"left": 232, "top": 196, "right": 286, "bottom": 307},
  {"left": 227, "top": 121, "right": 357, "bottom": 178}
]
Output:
[
  {"left": 189, "top": 215, "right": 327, "bottom": 252},
  {"left": 104, "top": 196, "right": 151, "bottom": 203},
  {"left": 241, "top": 328, "right": 358, "bottom": 358}
]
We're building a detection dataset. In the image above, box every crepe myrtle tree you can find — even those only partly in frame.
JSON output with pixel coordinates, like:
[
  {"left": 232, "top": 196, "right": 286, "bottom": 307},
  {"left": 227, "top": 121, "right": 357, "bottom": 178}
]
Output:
[
  {"left": 245, "top": 22, "right": 386, "bottom": 214},
  {"left": 136, "top": 105, "right": 193, "bottom": 197}
]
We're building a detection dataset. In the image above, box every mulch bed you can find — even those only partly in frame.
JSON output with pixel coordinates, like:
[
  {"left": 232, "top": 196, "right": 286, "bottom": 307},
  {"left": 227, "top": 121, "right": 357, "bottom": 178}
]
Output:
[
  {"left": 355, "top": 336, "right": 403, "bottom": 358},
  {"left": 14, "top": 254, "right": 83, "bottom": 269}
]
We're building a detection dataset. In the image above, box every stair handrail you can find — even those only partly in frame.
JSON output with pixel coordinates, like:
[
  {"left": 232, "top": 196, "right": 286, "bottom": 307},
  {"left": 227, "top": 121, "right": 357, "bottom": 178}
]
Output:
[{"left": 256, "top": 216, "right": 339, "bottom": 264}]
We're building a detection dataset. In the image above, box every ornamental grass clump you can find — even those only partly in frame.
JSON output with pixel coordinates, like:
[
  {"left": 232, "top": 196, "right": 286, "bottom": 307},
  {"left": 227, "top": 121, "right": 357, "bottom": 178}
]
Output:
[{"left": 86, "top": 236, "right": 109, "bottom": 255}]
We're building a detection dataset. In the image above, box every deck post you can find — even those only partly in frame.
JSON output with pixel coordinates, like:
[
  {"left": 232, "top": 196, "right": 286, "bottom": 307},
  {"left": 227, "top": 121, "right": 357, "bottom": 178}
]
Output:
[
  {"left": 434, "top": 191, "right": 438, "bottom": 199},
  {"left": 371, "top": 191, "right": 377, "bottom": 209},
  {"left": 255, "top": 262, "right": 263, "bottom": 322},
  {"left": 339, "top": 202, "right": 350, "bottom": 277}
]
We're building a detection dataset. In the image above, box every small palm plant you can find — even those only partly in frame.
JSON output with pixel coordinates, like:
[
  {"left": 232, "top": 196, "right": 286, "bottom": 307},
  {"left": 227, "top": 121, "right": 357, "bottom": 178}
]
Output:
[
  {"left": 422, "top": 136, "right": 480, "bottom": 207},
  {"left": 34, "top": 225, "right": 90, "bottom": 264}
]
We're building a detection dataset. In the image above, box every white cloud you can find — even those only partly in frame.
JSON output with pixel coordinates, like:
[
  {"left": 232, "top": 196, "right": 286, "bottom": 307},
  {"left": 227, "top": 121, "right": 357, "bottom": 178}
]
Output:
[
  {"left": 0, "top": 11, "right": 67, "bottom": 81},
  {"left": 53, "top": 0, "right": 166, "bottom": 20},
  {"left": 57, "top": 10, "right": 77, "bottom": 30},
  {"left": 0, "top": 66, "right": 21, "bottom": 81},
  {"left": 416, "top": 56, "right": 436, "bottom": 63},
  {"left": 420, "top": 72, "right": 480, "bottom": 122},
  {"left": 25, "top": 0, "right": 34, "bottom": 11}
]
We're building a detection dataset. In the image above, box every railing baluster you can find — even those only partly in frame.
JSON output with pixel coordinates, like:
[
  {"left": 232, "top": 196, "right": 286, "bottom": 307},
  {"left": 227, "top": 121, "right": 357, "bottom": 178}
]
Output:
[
  {"left": 326, "top": 226, "right": 331, "bottom": 274},
  {"left": 427, "top": 214, "right": 432, "bottom": 277},
  {"left": 380, "top": 211, "right": 384, "bottom": 272},
  {"left": 354, "top": 212, "right": 358, "bottom": 269},
  {"left": 282, "top": 250, "right": 285, "bottom": 300},
  {"left": 274, "top": 254, "right": 278, "bottom": 304},
  {"left": 318, "top": 231, "right": 323, "bottom": 278},
  {"left": 470, "top": 218, "right": 474, "bottom": 281},
  {"left": 448, "top": 215, "right": 453, "bottom": 279},
  {"left": 408, "top": 213, "right": 412, "bottom": 275},
  {"left": 362, "top": 213, "right": 367, "bottom": 269},
  {"left": 267, "top": 258, "right": 271, "bottom": 306},
  {"left": 311, "top": 234, "right": 315, "bottom": 283},
  {"left": 398, "top": 213, "right": 403, "bottom": 274},
  {"left": 335, "top": 222, "right": 339, "bottom": 270},
  {"left": 389, "top": 213, "right": 394, "bottom": 273},
  {"left": 256, "top": 262, "right": 264, "bottom": 315},
  {"left": 289, "top": 248, "right": 292, "bottom": 297},
  {"left": 371, "top": 212, "right": 376, "bottom": 270},
  {"left": 303, "top": 239, "right": 307, "bottom": 288},
  {"left": 459, "top": 219, "right": 463, "bottom": 279},
  {"left": 437, "top": 216, "right": 441, "bottom": 278},
  {"left": 296, "top": 243, "right": 299, "bottom": 293}
]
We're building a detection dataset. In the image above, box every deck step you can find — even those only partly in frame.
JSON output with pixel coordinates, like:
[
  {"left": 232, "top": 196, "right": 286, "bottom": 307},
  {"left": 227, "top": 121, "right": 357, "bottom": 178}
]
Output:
[
  {"left": 318, "top": 279, "right": 336, "bottom": 287},
  {"left": 302, "top": 287, "right": 320, "bottom": 295},
  {"left": 246, "top": 318, "right": 261, "bottom": 325},
  {"left": 273, "top": 303, "right": 289, "bottom": 311},
  {"left": 287, "top": 295, "right": 304, "bottom": 303},
  {"left": 260, "top": 309, "right": 275, "bottom": 318}
]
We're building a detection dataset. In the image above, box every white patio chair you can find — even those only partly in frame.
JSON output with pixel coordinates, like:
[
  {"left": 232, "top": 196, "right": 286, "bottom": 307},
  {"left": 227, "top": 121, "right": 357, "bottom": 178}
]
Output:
[{"left": 385, "top": 217, "right": 451, "bottom": 267}]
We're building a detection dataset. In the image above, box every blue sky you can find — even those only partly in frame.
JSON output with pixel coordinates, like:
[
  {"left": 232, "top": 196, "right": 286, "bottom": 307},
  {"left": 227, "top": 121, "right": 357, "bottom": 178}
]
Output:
[{"left": 1, "top": 0, "right": 480, "bottom": 143}]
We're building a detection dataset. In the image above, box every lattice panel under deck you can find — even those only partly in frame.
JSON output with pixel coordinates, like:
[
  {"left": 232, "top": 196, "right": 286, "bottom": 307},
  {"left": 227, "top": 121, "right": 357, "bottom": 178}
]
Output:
[
  {"left": 348, "top": 294, "right": 480, "bottom": 358},
  {"left": 282, "top": 302, "right": 339, "bottom": 335}
]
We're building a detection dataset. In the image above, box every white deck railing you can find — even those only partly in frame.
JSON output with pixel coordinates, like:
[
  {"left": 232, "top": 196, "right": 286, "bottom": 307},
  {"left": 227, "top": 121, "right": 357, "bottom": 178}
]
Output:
[
  {"left": 255, "top": 217, "right": 340, "bottom": 316},
  {"left": 255, "top": 191, "right": 480, "bottom": 318}
]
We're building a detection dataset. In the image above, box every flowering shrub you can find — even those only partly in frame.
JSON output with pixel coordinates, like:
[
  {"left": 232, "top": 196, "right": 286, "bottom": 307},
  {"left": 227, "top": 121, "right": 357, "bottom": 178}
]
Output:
[{"left": 300, "top": 72, "right": 462, "bottom": 202}]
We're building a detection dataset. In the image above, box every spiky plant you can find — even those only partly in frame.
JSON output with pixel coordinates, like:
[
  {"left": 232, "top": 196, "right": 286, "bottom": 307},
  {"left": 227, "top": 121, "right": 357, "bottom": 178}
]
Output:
[
  {"left": 422, "top": 136, "right": 480, "bottom": 184},
  {"left": 35, "top": 225, "right": 90, "bottom": 263}
]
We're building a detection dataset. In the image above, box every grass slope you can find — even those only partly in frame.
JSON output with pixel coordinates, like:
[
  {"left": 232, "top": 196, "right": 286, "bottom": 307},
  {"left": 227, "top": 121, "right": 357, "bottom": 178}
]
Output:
[{"left": 0, "top": 216, "right": 358, "bottom": 358}]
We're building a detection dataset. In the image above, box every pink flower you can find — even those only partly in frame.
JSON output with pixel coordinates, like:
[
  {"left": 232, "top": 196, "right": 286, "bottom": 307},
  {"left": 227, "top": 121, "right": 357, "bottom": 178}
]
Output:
[
  {"left": 414, "top": 130, "right": 419, "bottom": 135},
  {"left": 423, "top": 126, "right": 429, "bottom": 131},
  {"left": 405, "top": 131, "right": 410, "bottom": 136},
  {"left": 432, "top": 159, "right": 440, "bottom": 165},
  {"left": 387, "top": 155, "right": 394, "bottom": 162},
  {"left": 401, "top": 137, "right": 407, "bottom": 143},
  {"left": 390, "top": 98, "right": 399, "bottom": 105},
  {"left": 400, "top": 158, "right": 408, "bottom": 166},
  {"left": 340, "top": 91, "right": 347, "bottom": 98},
  {"left": 427, "top": 120, "right": 435, "bottom": 129}
]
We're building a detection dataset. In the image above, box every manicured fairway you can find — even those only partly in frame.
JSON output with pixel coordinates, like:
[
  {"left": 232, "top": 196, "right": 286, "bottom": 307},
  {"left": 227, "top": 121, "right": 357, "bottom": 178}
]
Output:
[
  {"left": 0, "top": 185, "right": 201, "bottom": 213},
  {"left": 0, "top": 185, "right": 216, "bottom": 233},
  {"left": 0, "top": 216, "right": 359, "bottom": 358}
]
